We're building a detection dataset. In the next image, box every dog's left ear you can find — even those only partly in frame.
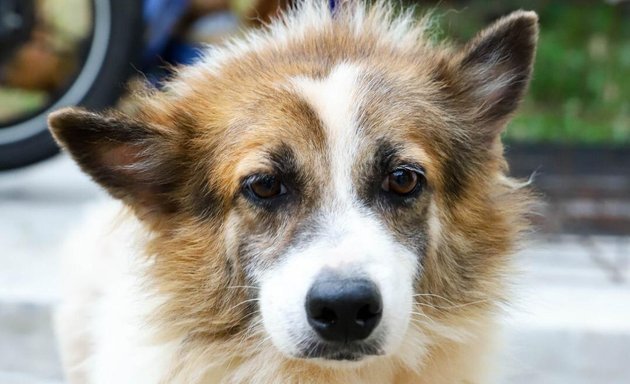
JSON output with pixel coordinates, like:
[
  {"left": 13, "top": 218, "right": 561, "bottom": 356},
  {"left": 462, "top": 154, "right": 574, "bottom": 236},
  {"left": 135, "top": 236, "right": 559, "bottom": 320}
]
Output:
[{"left": 451, "top": 10, "right": 539, "bottom": 144}]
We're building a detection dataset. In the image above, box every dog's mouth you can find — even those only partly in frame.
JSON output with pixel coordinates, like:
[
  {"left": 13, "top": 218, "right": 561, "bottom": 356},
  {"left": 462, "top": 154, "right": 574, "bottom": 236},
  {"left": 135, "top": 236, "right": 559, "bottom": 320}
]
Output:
[{"left": 297, "top": 340, "right": 384, "bottom": 361}]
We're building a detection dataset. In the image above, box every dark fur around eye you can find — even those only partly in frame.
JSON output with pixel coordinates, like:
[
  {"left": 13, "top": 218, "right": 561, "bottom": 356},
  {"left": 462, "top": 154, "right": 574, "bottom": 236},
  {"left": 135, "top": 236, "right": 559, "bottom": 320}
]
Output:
[
  {"left": 239, "top": 144, "right": 303, "bottom": 210},
  {"left": 356, "top": 141, "right": 429, "bottom": 208}
]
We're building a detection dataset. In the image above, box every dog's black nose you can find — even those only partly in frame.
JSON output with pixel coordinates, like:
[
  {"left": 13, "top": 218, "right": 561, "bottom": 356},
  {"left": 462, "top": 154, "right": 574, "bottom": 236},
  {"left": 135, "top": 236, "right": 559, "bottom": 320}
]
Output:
[{"left": 305, "top": 276, "right": 382, "bottom": 343}]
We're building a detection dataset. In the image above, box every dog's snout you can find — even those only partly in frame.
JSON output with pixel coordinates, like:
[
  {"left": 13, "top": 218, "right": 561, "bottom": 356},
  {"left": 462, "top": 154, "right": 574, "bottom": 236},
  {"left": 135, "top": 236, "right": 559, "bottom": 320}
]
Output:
[{"left": 305, "top": 276, "right": 382, "bottom": 343}]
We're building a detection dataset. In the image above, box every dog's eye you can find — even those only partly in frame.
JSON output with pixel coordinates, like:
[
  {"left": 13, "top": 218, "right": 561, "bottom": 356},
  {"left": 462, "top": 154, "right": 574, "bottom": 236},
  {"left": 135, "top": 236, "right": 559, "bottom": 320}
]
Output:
[
  {"left": 247, "top": 175, "right": 287, "bottom": 199},
  {"left": 381, "top": 168, "right": 423, "bottom": 196}
]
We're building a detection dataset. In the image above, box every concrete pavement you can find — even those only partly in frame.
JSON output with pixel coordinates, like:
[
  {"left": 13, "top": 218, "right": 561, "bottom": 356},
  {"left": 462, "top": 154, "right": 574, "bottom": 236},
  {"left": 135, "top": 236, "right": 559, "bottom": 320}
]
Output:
[{"left": 1, "top": 155, "right": 629, "bottom": 383}]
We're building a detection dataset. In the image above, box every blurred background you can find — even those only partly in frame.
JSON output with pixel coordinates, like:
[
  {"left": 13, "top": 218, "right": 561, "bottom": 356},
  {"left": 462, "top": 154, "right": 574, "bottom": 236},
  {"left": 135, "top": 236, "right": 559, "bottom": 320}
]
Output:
[{"left": 0, "top": 0, "right": 628, "bottom": 383}]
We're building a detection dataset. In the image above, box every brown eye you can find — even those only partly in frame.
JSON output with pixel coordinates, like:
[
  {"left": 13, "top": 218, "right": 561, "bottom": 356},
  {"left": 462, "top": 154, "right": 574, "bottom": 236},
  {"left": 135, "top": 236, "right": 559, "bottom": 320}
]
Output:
[
  {"left": 248, "top": 175, "right": 286, "bottom": 199},
  {"left": 382, "top": 168, "right": 421, "bottom": 196}
]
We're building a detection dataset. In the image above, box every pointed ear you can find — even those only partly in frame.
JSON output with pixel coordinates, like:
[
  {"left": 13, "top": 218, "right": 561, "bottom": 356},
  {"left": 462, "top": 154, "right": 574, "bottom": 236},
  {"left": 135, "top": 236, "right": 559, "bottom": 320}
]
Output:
[
  {"left": 454, "top": 10, "right": 538, "bottom": 143},
  {"left": 48, "top": 107, "right": 182, "bottom": 217}
]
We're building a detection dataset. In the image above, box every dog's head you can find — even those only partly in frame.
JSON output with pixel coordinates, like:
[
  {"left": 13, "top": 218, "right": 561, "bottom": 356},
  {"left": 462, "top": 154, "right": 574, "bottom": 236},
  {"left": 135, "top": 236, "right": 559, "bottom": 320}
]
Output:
[{"left": 49, "top": 2, "right": 536, "bottom": 369}]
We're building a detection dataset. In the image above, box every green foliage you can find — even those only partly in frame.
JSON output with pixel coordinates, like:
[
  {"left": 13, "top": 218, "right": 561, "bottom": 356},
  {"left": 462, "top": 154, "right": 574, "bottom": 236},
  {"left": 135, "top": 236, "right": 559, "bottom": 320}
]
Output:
[
  {"left": 429, "top": 1, "right": 630, "bottom": 144},
  {"left": 0, "top": 89, "right": 47, "bottom": 121}
]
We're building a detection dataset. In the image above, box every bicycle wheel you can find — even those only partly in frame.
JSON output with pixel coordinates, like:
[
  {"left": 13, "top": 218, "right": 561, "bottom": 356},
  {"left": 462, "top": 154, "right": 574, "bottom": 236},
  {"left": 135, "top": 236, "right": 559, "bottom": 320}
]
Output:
[{"left": 0, "top": 0, "right": 144, "bottom": 170}]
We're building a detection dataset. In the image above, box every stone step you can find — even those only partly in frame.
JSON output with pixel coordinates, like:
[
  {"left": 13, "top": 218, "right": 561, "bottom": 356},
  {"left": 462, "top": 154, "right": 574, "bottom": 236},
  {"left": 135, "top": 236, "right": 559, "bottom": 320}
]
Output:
[
  {"left": 503, "top": 329, "right": 630, "bottom": 384},
  {"left": 0, "top": 372, "right": 62, "bottom": 384},
  {"left": 0, "top": 303, "right": 62, "bottom": 383}
]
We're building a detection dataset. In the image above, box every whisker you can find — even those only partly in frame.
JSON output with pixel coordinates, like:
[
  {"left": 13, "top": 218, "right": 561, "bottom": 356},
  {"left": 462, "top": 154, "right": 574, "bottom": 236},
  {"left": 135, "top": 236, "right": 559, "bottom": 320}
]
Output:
[
  {"left": 251, "top": 334, "right": 273, "bottom": 353},
  {"left": 224, "top": 297, "right": 260, "bottom": 313},
  {"left": 413, "top": 293, "right": 490, "bottom": 309},
  {"left": 226, "top": 285, "right": 260, "bottom": 290},
  {"left": 412, "top": 293, "right": 456, "bottom": 302},
  {"left": 414, "top": 299, "right": 489, "bottom": 310}
]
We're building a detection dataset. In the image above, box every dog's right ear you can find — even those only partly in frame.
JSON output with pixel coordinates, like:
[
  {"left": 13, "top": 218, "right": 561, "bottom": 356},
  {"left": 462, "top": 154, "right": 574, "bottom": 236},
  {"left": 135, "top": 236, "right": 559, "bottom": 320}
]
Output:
[
  {"left": 48, "top": 107, "right": 182, "bottom": 218},
  {"left": 447, "top": 10, "right": 539, "bottom": 146}
]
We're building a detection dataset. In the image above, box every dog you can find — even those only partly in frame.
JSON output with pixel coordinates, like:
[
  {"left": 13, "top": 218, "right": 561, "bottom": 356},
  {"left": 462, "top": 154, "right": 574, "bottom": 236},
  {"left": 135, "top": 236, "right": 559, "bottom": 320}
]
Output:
[{"left": 49, "top": 1, "right": 537, "bottom": 383}]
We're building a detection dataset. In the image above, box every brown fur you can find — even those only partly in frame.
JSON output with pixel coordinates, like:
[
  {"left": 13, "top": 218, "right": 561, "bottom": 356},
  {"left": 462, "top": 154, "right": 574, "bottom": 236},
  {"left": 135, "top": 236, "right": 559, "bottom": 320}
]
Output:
[{"left": 49, "top": 2, "right": 537, "bottom": 383}]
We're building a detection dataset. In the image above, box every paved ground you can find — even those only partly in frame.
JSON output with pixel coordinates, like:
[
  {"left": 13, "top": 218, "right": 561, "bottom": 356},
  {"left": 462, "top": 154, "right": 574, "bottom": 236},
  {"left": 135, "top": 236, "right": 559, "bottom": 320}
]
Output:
[{"left": 1, "top": 155, "right": 629, "bottom": 384}]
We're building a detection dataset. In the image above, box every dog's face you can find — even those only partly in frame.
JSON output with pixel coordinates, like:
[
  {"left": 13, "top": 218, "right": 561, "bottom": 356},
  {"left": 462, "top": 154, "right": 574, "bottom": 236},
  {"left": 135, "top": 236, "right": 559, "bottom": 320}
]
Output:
[
  {"left": 229, "top": 63, "right": 436, "bottom": 360},
  {"left": 50, "top": 3, "right": 536, "bottom": 368}
]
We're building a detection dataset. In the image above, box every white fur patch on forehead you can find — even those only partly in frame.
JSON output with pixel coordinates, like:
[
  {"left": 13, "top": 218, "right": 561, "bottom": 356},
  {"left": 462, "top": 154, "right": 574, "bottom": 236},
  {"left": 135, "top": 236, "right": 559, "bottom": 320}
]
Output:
[{"left": 290, "top": 63, "right": 363, "bottom": 199}]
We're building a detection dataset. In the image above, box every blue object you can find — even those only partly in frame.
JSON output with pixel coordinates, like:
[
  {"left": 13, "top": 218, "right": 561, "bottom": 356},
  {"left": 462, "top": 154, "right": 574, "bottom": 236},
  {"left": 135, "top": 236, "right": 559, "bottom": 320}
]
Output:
[
  {"left": 329, "top": 0, "right": 337, "bottom": 12},
  {"left": 142, "top": 0, "right": 197, "bottom": 66},
  {"left": 141, "top": 0, "right": 208, "bottom": 87},
  {"left": 140, "top": 0, "right": 339, "bottom": 82}
]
